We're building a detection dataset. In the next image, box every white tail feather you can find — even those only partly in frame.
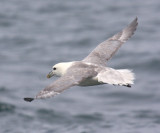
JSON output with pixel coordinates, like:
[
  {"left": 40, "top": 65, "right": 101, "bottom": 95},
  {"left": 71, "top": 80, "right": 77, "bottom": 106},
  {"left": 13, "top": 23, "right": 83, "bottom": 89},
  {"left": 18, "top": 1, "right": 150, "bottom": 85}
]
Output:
[
  {"left": 117, "top": 69, "right": 135, "bottom": 85},
  {"left": 97, "top": 68, "right": 135, "bottom": 87}
]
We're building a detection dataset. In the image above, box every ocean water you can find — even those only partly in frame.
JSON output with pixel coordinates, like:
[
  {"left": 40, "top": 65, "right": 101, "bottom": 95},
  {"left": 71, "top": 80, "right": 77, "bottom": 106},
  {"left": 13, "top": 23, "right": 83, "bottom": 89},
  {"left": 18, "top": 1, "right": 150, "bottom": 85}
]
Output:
[{"left": 0, "top": 0, "right": 160, "bottom": 133}]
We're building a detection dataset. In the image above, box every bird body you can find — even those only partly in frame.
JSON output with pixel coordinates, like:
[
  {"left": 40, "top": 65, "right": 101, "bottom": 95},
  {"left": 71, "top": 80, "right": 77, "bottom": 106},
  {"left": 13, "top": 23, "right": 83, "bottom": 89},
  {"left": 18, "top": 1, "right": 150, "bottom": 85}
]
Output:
[
  {"left": 50, "top": 61, "right": 134, "bottom": 87},
  {"left": 24, "top": 17, "right": 138, "bottom": 102}
]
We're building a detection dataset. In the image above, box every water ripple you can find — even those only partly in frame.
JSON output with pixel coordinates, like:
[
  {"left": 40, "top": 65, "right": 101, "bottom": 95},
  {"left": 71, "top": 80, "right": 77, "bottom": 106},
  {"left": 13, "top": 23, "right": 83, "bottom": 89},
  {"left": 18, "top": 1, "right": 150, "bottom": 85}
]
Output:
[{"left": 0, "top": 102, "right": 15, "bottom": 113}]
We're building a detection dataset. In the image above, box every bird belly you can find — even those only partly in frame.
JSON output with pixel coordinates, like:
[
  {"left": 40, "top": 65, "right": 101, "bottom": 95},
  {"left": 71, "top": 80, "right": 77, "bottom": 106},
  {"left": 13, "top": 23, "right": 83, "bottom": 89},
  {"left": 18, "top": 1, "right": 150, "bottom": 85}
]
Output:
[{"left": 78, "top": 77, "right": 102, "bottom": 86}]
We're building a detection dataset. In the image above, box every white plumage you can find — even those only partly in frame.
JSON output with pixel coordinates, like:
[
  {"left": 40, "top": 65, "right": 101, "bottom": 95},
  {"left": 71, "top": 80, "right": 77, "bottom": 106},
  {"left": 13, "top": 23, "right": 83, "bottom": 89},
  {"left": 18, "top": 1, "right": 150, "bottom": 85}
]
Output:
[{"left": 24, "top": 17, "right": 138, "bottom": 102}]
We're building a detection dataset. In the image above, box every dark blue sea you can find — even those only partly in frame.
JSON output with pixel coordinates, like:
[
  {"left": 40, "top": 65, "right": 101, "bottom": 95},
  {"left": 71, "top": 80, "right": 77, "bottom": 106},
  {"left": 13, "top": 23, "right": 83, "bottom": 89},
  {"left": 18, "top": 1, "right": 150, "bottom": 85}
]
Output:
[{"left": 0, "top": 0, "right": 160, "bottom": 133}]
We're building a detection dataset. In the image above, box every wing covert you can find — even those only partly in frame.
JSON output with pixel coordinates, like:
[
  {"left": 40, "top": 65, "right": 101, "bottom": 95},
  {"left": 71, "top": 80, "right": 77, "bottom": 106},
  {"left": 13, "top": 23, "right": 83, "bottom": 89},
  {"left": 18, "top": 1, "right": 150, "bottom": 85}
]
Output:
[{"left": 35, "top": 75, "right": 77, "bottom": 99}]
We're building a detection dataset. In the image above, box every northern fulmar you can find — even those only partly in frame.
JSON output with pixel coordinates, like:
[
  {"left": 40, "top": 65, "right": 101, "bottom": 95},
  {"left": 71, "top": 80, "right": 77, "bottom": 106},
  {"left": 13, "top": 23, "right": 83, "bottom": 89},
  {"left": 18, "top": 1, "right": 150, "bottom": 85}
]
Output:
[{"left": 24, "top": 17, "right": 138, "bottom": 102}]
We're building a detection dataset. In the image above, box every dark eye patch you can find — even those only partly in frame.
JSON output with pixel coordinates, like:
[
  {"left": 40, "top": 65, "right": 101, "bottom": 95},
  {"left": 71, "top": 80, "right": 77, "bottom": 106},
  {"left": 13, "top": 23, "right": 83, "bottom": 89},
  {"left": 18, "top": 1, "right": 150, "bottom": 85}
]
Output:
[{"left": 53, "top": 67, "right": 56, "bottom": 70}]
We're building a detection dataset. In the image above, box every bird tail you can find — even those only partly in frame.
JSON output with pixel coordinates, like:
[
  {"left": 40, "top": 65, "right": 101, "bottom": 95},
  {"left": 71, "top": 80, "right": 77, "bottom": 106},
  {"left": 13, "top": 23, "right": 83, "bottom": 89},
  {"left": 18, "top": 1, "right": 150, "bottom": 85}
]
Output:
[
  {"left": 97, "top": 68, "right": 135, "bottom": 87},
  {"left": 116, "top": 69, "right": 135, "bottom": 87}
]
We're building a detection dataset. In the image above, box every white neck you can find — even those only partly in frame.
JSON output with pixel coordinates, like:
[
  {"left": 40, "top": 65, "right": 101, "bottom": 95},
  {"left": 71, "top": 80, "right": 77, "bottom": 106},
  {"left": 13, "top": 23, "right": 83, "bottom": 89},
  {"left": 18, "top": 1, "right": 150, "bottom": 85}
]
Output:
[{"left": 56, "top": 62, "right": 73, "bottom": 76}]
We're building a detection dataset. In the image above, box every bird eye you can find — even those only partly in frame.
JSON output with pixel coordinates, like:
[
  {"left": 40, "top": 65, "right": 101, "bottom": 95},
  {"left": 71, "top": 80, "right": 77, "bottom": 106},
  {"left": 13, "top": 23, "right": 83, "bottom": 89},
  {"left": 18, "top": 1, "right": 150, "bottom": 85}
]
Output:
[{"left": 53, "top": 67, "right": 56, "bottom": 70}]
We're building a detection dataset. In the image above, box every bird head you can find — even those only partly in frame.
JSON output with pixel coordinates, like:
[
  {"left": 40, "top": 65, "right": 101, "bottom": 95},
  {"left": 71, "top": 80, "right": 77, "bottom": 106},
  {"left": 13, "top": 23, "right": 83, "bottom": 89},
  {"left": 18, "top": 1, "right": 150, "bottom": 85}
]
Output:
[{"left": 47, "top": 62, "right": 73, "bottom": 78}]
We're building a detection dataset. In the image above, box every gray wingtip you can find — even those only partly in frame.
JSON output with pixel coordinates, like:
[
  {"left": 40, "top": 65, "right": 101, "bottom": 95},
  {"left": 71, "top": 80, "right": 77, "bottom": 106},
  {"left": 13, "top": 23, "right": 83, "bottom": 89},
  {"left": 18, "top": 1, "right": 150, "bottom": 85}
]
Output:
[
  {"left": 119, "top": 17, "right": 138, "bottom": 42},
  {"left": 110, "top": 17, "right": 138, "bottom": 42},
  {"left": 24, "top": 97, "right": 34, "bottom": 102},
  {"left": 130, "top": 16, "right": 138, "bottom": 29},
  {"left": 135, "top": 16, "right": 138, "bottom": 21},
  {"left": 132, "top": 17, "right": 138, "bottom": 27}
]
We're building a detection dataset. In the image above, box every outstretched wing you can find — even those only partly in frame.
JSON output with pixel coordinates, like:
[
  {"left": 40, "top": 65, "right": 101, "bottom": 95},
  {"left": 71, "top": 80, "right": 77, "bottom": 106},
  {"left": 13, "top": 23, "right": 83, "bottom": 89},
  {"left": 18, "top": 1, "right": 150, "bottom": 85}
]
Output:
[
  {"left": 24, "top": 63, "right": 97, "bottom": 102},
  {"left": 83, "top": 17, "right": 138, "bottom": 66},
  {"left": 24, "top": 76, "right": 77, "bottom": 102},
  {"left": 35, "top": 75, "right": 78, "bottom": 99}
]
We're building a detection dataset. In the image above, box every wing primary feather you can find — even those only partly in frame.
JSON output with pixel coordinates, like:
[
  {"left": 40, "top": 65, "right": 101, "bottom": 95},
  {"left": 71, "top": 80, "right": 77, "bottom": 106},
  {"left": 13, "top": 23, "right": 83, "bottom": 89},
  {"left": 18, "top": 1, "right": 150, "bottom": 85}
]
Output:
[
  {"left": 83, "top": 17, "right": 138, "bottom": 66},
  {"left": 24, "top": 97, "right": 34, "bottom": 102}
]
